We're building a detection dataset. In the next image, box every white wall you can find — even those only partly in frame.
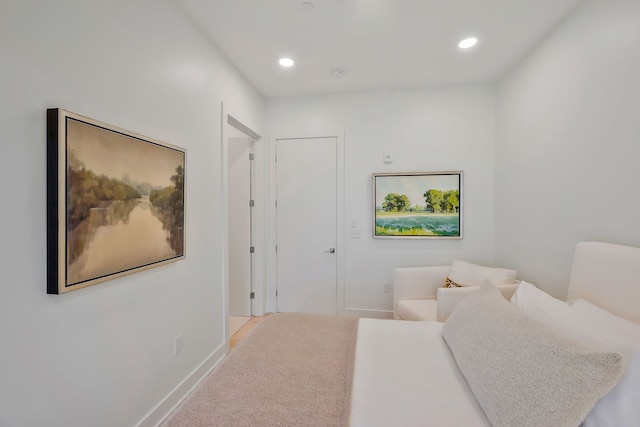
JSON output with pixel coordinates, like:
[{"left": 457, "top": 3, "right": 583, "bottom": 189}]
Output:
[
  {"left": 495, "top": 0, "right": 640, "bottom": 298},
  {"left": 0, "top": 1, "right": 264, "bottom": 426},
  {"left": 267, "top": 85, "right": 496, "bottom": 316}
]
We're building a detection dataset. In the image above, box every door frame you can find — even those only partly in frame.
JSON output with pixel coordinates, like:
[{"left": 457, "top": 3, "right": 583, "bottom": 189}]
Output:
[{"left": 266, "top": 132, "right": 345, "bottom": 315}]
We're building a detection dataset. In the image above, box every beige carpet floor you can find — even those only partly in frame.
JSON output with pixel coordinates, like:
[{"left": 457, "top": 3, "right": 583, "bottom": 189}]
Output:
[{"left": 163, "top": 313, "right": 359, "bottom": 427}]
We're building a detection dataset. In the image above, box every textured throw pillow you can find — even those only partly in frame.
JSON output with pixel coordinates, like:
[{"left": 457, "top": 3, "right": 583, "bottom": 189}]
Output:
[
  {"left": 512, "top": 283, "right": 640, "bottom": 427},
  {"left": 447, "top": 259, "right": 517, "bottom": 287},
  {"left": 443, "top": 281, "right": 623, "bottom": 427}
]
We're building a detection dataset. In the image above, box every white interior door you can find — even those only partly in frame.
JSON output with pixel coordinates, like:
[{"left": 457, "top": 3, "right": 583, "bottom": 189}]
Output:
[
  {"left": 228, "top": 136, "right": 252, "bottom": 316},
  {"left": 276, "top": 137, "right": 337, "bottom": 315}
]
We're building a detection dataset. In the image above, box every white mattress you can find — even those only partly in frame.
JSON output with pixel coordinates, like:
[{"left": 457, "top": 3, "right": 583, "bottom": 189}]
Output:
[{"left": 350, "top": 319, "right": 489, "bottom": 427}]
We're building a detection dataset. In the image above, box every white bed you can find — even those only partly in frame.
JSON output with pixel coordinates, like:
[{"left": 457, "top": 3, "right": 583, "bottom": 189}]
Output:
[
  {"left": 351, "top": 320, "right": 489, "bottom": 426},
  {"left": 164, "top": 242, "right": 640, "bottom": 426},
  {"left": 350, "top": 241, "right": 640, "bottom": 427}
]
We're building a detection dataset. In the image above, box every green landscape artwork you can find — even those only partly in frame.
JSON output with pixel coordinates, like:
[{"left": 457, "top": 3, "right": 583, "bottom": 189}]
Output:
[{"left": 373, "top": 172, "right": 462, "bottom": 238}]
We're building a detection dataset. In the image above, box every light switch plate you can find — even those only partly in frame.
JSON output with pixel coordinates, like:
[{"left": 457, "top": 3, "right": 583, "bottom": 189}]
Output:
[{"left": 174, "top": 334, "right": 183, "bottom": 355}]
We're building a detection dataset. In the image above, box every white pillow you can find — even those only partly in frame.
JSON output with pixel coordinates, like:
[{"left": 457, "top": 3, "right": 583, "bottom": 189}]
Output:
[
  {"left": 568, "top": 299, "right": 640, "bottom": 341},
  {"left": 511, "top": 281, "right": 608, "bottom": 350},
  {"left": 567, "top": 298, "right": 640, "bottom": 427},
  {"left": 511, "top": 281, "right": 640, "bottom": 427},
  {"left": 447, "top": 259, "right": 517, "bottom": 287},
  {"left": 511, "top": 281, "right": 639, "bottom": 362}
]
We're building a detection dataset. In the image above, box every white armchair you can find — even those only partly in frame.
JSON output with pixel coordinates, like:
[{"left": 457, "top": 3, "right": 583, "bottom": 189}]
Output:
[{"left": 393, "top": 260, "right": 519, "bottom": 321}]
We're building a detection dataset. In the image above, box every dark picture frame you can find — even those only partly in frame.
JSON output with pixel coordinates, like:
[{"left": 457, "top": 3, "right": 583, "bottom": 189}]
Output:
[
  {"left": 373, "top": 171, "right": 463, "bottom": 239},
  {"left": 47, "top": 109, "right": 186, "bottom": 294}
]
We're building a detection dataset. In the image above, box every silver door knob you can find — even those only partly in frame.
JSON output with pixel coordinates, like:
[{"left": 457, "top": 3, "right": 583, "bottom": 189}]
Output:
[{"left": 324, "top": 248, "right": 336, "bottom": 253}]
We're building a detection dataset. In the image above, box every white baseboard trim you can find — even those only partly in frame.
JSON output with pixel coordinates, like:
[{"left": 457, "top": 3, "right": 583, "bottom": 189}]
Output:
[
  {"left": 342, "top": 307, "right": 394, "bottom": 319},
  {"left": 137, "top": 343, "right": 229, "bottom": 427}
]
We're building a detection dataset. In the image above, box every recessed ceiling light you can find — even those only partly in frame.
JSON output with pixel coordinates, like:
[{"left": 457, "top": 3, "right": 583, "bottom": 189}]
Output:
[
  {"left": 458, "top": 37, "right": 478, "bottom": 49},
  {"left": 279, "top": 57, "right": 294, "bottom": 67},
  {"left": 331, "top": 68, "right": 344, "bottom": 78},
  {"left": 301, "top": 2, "right": 314, "bottom": 11}
]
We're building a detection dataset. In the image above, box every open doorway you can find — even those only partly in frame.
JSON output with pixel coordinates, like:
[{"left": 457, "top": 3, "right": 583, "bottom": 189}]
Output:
[
  {"left": 228, "top": 134, "right": 252, "bottom": 331},
  {"left": 225, "top": 114, "right": 261, "bottom": 339}
]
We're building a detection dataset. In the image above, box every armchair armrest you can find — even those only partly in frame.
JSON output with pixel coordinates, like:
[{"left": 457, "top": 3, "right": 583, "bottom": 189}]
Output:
[
  {"left": 436, "top": 282, "right": 520, "bottom": 321},
  {"left": 393, "top": 266, "right": 450, "bottom": 318},
  {"left": 436, "top": 285, "right": 480, "bottom": 322},
  {"left": 393, "top": 265, "right": 450, "bottom": 300}
]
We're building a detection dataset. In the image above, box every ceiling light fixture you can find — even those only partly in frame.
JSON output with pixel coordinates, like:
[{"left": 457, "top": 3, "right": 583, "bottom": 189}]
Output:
[
  {"left": 458, "top": 37, "right": 478, "bottom": 49},
  {"left": 279, "top": 57, "right": 294, "bottom": 67},
  {"left": 331, "top": 68, "right": 345, "bottom": 78},
  {"left": 301, "top": 2, "right": 314, "bottom": 11}
]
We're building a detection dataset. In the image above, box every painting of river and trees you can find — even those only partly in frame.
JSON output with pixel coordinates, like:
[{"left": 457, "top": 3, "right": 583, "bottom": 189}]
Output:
[
  {"left": 47, "top": 109, "right": 186, "bottom": 294},
  {"left": 373, "top": 172, "right": 462, "bottom": 239}
]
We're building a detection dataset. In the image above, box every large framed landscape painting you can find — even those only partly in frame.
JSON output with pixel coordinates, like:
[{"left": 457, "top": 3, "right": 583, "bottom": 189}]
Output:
[
  {"left": 47, "top": 109, "right": 186, "bottom": 294},
  {"left": 373, "top": 171, "right": 463, "bottom": 239}
]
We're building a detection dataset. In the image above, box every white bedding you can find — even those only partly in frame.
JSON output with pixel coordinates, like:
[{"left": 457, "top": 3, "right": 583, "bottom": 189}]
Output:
[{"left": 350, "top": 318, "right": 489, "bottom": 427}]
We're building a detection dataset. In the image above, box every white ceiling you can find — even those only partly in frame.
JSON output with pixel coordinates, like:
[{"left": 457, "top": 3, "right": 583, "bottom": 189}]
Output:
[{"left": 175, "top": 0, "right": 584, "bottom": 98}]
